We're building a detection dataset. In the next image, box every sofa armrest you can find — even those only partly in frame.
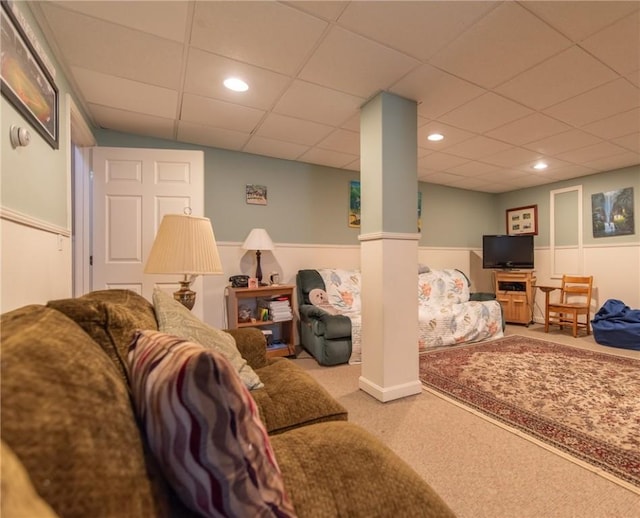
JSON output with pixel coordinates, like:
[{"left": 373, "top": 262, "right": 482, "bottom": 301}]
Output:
[
  {"left": 224, "top": 327, "right": 268, "bottom": 369},
  {"left": 299, "top": 304, "right": 352, "bottom": 340}
]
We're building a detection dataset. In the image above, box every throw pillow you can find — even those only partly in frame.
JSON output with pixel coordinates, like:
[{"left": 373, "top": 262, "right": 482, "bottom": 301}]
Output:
[
  {"left": 152, "top": 288, "right": 263, "bottom": 389},
  {"left": 128, "top": 330, "right": 296, "bottom": 518},
  {"left": 308, "top": 288, "right": 339, "bottom": 315}
]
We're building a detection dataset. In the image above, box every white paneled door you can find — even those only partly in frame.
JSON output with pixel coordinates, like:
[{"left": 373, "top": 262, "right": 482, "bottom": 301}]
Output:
[{"left": 91, "top": 147, "right": 205, "bottom": 317}]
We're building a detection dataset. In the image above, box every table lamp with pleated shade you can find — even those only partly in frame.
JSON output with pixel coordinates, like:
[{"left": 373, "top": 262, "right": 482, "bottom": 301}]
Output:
[{"left": 145, "top": 214, "right": 223, "bottom": 309}]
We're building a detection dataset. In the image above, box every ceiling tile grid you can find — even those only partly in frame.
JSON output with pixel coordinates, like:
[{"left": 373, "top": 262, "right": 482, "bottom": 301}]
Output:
[{"left": 29, "top": 0, "right": 639, "bottom": 194}]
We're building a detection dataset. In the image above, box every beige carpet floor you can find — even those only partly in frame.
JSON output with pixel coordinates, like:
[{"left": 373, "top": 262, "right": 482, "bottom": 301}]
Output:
[{"left": 291, "top": 324, "right": 640, "bottom": 518}]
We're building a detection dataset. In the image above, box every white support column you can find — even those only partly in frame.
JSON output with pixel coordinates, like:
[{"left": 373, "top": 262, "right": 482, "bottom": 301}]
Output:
[{"left": 358, "top": 92, "right": 421, "bottom": 402}]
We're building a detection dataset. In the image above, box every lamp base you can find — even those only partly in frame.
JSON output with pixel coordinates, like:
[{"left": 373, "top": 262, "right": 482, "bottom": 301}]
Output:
[{"left": 174, "top": 280, "right": 196, "bottom": 310}]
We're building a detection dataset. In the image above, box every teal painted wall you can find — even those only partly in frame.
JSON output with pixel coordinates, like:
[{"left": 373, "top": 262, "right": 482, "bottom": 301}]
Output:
[
  {"left": 497, "top": 166, "right": 639, "bottom": 247},
  {"left": 1, "top": 2, "right": 72, "bottom": 228},
  {"left": 95, "top": 129, "right": 639, "bottom": 248},
  {"left": 95, "top": 129, "right": 497, "bottom": 246}
]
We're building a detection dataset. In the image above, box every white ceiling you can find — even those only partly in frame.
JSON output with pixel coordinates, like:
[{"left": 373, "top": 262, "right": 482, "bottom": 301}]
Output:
[{"left": 31, "top": 1, "right": 640, "bottom": 193}]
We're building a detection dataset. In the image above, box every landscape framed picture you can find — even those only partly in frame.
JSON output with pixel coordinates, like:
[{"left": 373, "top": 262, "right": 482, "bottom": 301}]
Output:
[
  {"left": 591, "top": 187, "right": 634, "bottom": 238},
  {"left": 506, "top": 204, "right": 538, "bottom": 235},
  {"left": 1, "top": 0, "right": 59, "bottom": 148}
]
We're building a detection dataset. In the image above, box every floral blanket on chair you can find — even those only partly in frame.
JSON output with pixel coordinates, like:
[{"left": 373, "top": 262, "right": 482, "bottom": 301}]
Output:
[
  {"left": 417, "top": 269, "right": 503, "bottom": 350},
  {"left": 318, "top": 269, "right": 362, "bottom": 364},
  {"left": 317, "top": 268, "right": 503, "bottom": 363}
]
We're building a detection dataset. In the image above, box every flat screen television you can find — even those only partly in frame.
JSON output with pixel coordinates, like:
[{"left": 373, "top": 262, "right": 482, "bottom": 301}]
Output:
[{"left": 482, "top": 234, "right": 534, "bottom": 270}]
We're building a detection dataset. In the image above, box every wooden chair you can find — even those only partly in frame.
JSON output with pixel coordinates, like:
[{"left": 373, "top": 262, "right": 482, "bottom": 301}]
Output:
[{"left": 544, "top": 275, "right": 593, "bottom": 337}]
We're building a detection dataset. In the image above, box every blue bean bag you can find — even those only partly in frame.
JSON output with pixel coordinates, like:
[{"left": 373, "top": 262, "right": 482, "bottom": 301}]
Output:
[{"left": 591, "top": 299, "right": 640, "bottom": 350}]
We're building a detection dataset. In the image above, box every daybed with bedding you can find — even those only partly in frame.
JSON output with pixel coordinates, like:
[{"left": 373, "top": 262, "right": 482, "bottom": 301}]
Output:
[{"left": 297, "top": 268, "right": 504, "bottom": 365}]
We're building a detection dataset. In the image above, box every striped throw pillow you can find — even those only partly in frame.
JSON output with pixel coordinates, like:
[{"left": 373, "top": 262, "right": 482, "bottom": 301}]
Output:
[{"left": 128, "top": 330, "right": 296, "bottom": 517}]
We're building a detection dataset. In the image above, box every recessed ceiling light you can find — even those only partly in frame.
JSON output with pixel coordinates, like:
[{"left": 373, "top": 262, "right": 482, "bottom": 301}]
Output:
[
  {"left": 533, "top": 161, "right": 548, "bottom": 170},
  {"left": 427, "top": 133, "right": 444, "bottom": 142},
  {"left": 223, "top": 77, "right": 249, "bottom": 92}
]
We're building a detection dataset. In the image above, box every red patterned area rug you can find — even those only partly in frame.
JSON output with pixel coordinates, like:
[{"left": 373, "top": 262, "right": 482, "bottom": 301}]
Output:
[{"left": 419, "top": 335, "right": 640, "bottom": 491}]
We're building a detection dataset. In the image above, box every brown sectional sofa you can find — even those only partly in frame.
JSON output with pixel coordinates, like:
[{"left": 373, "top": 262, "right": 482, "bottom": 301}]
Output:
[{"left": 1, "top": 289, "right": 454, "bottom": 517}]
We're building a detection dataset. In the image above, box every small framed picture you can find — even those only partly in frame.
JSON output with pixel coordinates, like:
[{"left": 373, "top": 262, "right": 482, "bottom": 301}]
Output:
[
  {"left": 506, "top": 205, "right": 538, "bottom": 235},
  {"left": 246, "top": 185, "right": 267, "bottom": 205},
  {"left": 248, "top": 277, "right": 258, "bottom": 289}
]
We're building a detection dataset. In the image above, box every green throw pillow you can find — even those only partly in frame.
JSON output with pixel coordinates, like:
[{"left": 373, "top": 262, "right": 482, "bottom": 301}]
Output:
[{"left": 152, "top": 288, "right": 263, "bottom": 390}]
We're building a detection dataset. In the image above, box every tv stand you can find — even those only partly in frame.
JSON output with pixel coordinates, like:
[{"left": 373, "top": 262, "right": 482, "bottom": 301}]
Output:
[{"left": 494, "top": 270, "right": 535, "bottom": 325}]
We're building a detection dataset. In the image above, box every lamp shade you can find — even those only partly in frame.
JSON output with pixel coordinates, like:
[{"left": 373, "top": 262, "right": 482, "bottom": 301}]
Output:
[
  {"left": 144, "top": 214, "right": 223, "bottom": 275},
  {"left": 242, "top": 228, "right": 274, "bottom": 251}
]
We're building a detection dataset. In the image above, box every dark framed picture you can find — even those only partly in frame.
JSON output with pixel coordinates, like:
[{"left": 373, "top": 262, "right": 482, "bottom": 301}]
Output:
[
  {"left": 506, "top": 204, "right": 538, "bottom": 235},
  {"left": 1, "top": 0, "right": 59, "bottom": 148}
]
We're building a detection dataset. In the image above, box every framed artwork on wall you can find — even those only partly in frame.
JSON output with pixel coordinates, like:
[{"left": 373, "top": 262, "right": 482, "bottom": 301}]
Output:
[
  {"left": 246, "top": 184, "right": 267, "bottom": 205},
  {"left": 349, "top": 180, "right": 361, "bottom": 227},
  {"left": 1, "top": 0, "right": 59, "bottom": 149},
  {"left": 506, "top": 204, "right": 538, "bottom": 235},
  {"left": 349, "top": 180, "right": 423, "bottom": 231},
  {"left": 591, "top": 187, "right": 634, "bottom": 238}
]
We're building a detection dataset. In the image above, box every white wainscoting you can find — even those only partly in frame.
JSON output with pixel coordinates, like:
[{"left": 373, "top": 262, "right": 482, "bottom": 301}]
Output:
[{"left": 1, "top": 217, "right": 72, "bottom": 313}]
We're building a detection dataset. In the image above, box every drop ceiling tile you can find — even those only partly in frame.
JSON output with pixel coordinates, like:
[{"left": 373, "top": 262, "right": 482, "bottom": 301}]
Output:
[
  {"left": 447, "top": 161, "right": 502, "bottom": 177},
  {"left": 478, "top": 169, "right": 527, "bottom": 184},
  {"left": 39, "top": 3, "right": 183, "bottom": 89},
  {"left": 524, "top": 129, "right": 603, "bottom": 156},
  {"left": 441, "top": 136, "right": 513, "bottom": 160},
  {"left": 317, "top": 129, "right": 360, "bottom": 155},
  {"left": 544, "top": 79, "right": 640, "bottom": 127},
  {"left": 626, "top": 69, "right": 640, "bottom": 87},
  {"left": 417, "top": 121, "right": 475, "bottom": 151},
  {"left": 582, "top": 108, "right": 640, "bottom": 139},
  {"left": 88, "top": 104, "right": 175, "bottom": 140},
  {"left": 547, "top": 164, "right": 598, "bottom": 181},
  {"left": 255, "top": 113, "right": 334, "bottom": 146},
  {"left": 557, "top": 141, "right": 630, "bottom": 163},
  {"left": 481, "top": 147, "right": 545, "bottom": 168},
  {"left": 585, "top": 152, "right": 640, "bottom": 171},
  {"left": 191, "top": 1, "right": 327, "bottom": 75},
  {"left": 495, "top": 46, "right": 618, "bottom": 110},
  {"left": 243, "top": 136, "right": 310, "bottom": 161},
  {"left": 338, "top": 1, "right": 497, "bottom": 61},
  {"left": 391, "top": 65, "right": 486, "bottom": 120},
  {"left": 297, "top": 148, "right": 357, "bottom": 169},
  {"left": 478, "top": 169, "right": 528, "bottom": 183},
  {"left": 177, "top": 121, "right": 250, "bottom": 150},
  {"left": 446, "top": 177, "right": 495, "bottom": 191},
  {"left": 418, "top": 152, "right": 469, "bottom": 171},
  {"left": 612, "top": 133, "right": 640, "bottom": 153},
  {"left": 48, "top": 1, "right": 189, "bottom": 42},
  {"left": 418, "top": 171, "right": 465, "bottom": 185},
  {"left": 273, "top": 81, "right": 364, "bottom": 126},
  {"left": 181, "top": 94, "right": 265, "bottom": 133},
  {"left": 430, "top": 2, "right": 571, "bottom": 88},
  {"left": 514, "top": 156, "right": 574, "bottom": 173},
  {"left": 522, "top": 1, "right": 638, "bottom": 42},
  {"left": 184, "top": 49, "right": 290, "bottom": 111},
  {"left": 71, "top": 66, "right": 177, "bottom": 119},
  {"left": 439, "top": 93, "right": 533, "bottom": 133},
  {"left": 581, "top": 11, "right": 640, "bottom": 75},
  {"left": 340, "top": 114, "right": 361, "bottom": 132},
  {"left": 285, "top": 1, "right": 349, "bottom": 21},
  {"left": 299, "top": 26, "right": 419, "bottom": 98},
  {"left": 505, "top": 174, "right": 553, "bottom": 190},
  {"left": 344, "top": 158, "right": 360, "bottom": 171},
  {"left": 487, "top": 113, "right": 572, "bottom": 146}
]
